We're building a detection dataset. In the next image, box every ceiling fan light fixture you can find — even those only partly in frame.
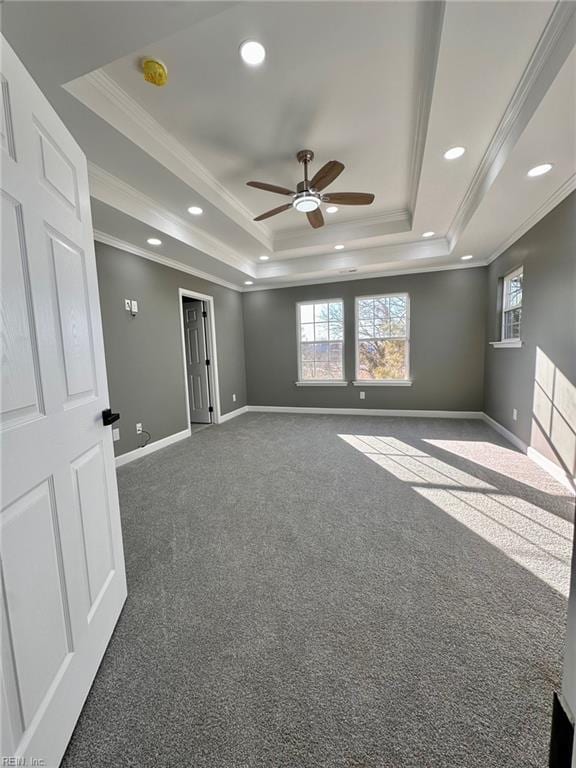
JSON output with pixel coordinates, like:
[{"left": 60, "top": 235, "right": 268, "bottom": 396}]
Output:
[
  {"left": 293, "top": 193, "right": 320, "bottom": 213},
  {"left": 326, "top": 206, "right": 339, "bottom": 213}
]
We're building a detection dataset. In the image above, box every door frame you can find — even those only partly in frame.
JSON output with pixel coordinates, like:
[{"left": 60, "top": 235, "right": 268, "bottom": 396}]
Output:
[{"left": 178, "top": 288, "right": 222, "bottom": 424}]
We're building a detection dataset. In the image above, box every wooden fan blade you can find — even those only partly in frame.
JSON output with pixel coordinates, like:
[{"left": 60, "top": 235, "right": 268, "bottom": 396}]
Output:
[
  {"left": 247, "top": 181, "right": 294, "bottom": 196},
  {"left": 322, "top": 192, "right": 375, "bottom": 205},
  {"left": 309, "top": 160, "right": 344, "bottom": 192},
  {"left": 254, "top": 203, "right": 292, "bottom": 221},
  {"left": 307, "top": 208, "right": 324, "bottom": 229}
]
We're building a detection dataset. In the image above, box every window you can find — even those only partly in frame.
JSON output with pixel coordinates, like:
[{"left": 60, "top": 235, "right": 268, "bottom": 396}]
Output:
[
  {"left": 355, "top": 294, "right": 410, "bottom": 382},
  {"left": 297, "top": 300, "right": 344, "bottom": 382},
  {"left": 502, "top": 267, "right": 523, "bottom": 340}
]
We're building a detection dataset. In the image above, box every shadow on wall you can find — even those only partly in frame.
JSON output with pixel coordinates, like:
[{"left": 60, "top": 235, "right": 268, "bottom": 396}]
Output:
[{"left": 532, "top": 347, "right": 576, "bottom": 488}]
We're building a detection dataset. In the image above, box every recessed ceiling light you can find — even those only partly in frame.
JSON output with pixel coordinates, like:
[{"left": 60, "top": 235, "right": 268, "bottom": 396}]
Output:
[
  {"left": 334, "top": 244, "right": 345, "bottom": 250},
  {"left": 422, "top": 231, "right": 435, "bottom": 238},
  {"left": 188, "top": 206, "right": 203, "bottom": 215},
  {"left": 443, "top": 146, "right": 466, "bottom": 160},
  {"left": 527, "top": 163, "right": 553, "bottom": 178},
  {"left": 147, "top": 237, "right": 162, "bottom": 246},
  {"left": 258, "top": 255, "right": 270, "bottom": 261},
  {"left": 244, "top": 280, "right": 254, "bottom": 285},
  {"left": 326, "top": 206, "right": 339, "bottom": 214},
  {"left": 461, "top": 254, "right": 473, "bottom": 261},
  {"left": 240, "top": 41, "right": 266, "bottom": 67}
]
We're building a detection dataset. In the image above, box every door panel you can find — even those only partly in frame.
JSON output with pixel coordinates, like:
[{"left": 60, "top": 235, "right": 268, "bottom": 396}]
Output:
[
  {"left": 183, "top": 300, "right": 211, "bottom": 424},
  {"left": 0, "top": 36, "right": 127, "bottom": 767}
]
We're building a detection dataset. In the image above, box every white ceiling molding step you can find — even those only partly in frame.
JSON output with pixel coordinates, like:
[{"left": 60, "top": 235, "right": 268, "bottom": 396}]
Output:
[
  {"left": 93, "top": 231, "right": 243, "bottom": 292},
  {"left": 246, "top": 261, "right": 482, "bottom": 293},
  {"left": 486, "top": 172, "right": 576, "bottom": 264},
  {"left": 258, "top": 237, "right": 453, "bottom": 280},
  {"left": 65, "top": 70, "right": 274, "bottom": 252},
  {"left": 407, "top": 0, "right": 446, "bottom": 216},
  {"left": 273, "top": 208, "right": 412, "bottom": 255},
  {"left": 447, "top": 0, "right": 576, "bottom": 250},
  {"left": 88, "top": 162, "right": 256, "bottom": 276}
]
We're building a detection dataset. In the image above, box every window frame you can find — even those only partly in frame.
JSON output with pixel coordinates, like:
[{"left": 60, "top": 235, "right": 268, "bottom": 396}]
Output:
[
  {"left": 296, "top": 298, "right": 346, "bottom": 385},
  {"left": 501, "top": 266, "right": 523, "bottom": 342},
  {"left": 354, "top": 292, "right": 411, "bottom": 385}
]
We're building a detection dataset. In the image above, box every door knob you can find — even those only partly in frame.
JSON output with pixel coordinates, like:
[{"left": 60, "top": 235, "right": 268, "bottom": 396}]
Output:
[{"left": 102, "top": 408, "right": 120, "bottom": 426}]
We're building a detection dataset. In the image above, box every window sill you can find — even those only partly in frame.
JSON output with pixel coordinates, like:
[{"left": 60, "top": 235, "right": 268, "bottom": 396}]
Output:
[
  {"left": 295, "top": 380, "right": 348, "bottom": 387},
  {"left": 352, "top": 380, "right": 413, "bottom": 387},
  {"left": 490, "top": 340, "right": 523, "bottom": 349}
]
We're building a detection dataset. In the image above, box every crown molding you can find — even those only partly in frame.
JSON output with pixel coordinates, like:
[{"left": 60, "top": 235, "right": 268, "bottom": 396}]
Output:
[
  {"left": 447, "top": 0, "right": 576, "bottom": 250},
  {"left": 93, "top": 231, "right": 243, "bottom": 292},
  {"left": 407, "top": 0, "right": 445, "bottom": 215},
  {"left": 273, "top": 208, "right": 411, "bottom": 254},
  {"left": 486, "top": 172, "right": 576, "bottom": 265},
  {"left": 88, "top": 162, "right": 255, "bottom": 276},
  {"left": 65, "top": 69, "right": 273, "bottom": 252},
  {"left": 245, "top": 260, "right": 485, "bottom": 292}
]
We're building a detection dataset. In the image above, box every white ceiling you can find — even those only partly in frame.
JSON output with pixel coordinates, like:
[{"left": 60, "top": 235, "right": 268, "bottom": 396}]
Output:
[{"left": 3, "top": 0, "right": 575, "bottom": 290}]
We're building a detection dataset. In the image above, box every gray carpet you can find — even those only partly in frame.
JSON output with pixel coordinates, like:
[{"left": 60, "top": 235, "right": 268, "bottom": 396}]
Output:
[{"left": 61, "top": 414, "right": 574, "bottom": 768}]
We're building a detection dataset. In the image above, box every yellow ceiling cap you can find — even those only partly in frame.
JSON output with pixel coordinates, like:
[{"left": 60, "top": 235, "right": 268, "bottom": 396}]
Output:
[{"left": 141, "top": 58, "right": 168, "bottom": 87}]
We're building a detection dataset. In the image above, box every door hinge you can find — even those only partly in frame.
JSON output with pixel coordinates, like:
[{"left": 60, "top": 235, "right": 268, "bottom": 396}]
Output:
[
  {"left": 202, "top": 310, "right": 207, "bottom": 318},
  {"left": 208, "top": 406, "right": 214, "bottom": 413},
  {"left": 205, "top": 359, "right": 210, "bottom": 366}
]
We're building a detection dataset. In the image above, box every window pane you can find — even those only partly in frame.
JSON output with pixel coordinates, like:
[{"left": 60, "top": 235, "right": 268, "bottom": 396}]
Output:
[
  {"left": 504, "top": 308, "right": 521, "bottom": 339},
  {"left": 314, "top": 303, "right": 329, "bottom": 322},
  {"left": 358, "top": 321, "right": 373, "bottom": 339},
  {"left": 314, "top": 362, "right": 330, "bottom": 379},
  {"left": 358, "top": 340, "right": 406, "bottom": 380},
  {"left": 374, "top": 297, "right": 390, "bottom": 319},
  {"left": 301, "top": 343, "right": 314, "bottom": 362},
  {"left": 374, "top": 319, "right": 391, "bottom": 338},
  {"left": 329, "top": 322, "right": 343, "bottom": 340},
  {"left": 389, "top": 317, "right": 406, "bottom": 337},
  {"left": 329, "top": 302, "right": 343, "bottom": 321},
  {"left": 329, "top": 362, "right": 343, "bottom": 379},
  {"left": 314, "top": 342, "right": 329, "bottom": 362},
  {"left": 301, "top": 323, "right": 315, "bottom": 342},
  {"left": 302, "top": 363, "right": 315, "bottom": 379},
  {"left": 504, "top": 271, "right": 523, "bottom": 310},
  {"left": 315, "top": 322, "right": 329, "bottom": 341},
  {"left": 358, "top": 299, "right": 374, "bottom": 321},
  {"left": 389, "top": 296, "right": 406, "bottom": 316},
  {"left": 329, "top": 342, "right": 342, "bottom": 362},
  {"left": 300, "top": 304, "right": 314, "bottom": 323}
]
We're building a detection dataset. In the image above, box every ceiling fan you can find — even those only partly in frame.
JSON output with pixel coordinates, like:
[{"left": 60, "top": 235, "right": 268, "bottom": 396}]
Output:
[{"left": 247, "top": 150, "right": 375, "bottom": 229}]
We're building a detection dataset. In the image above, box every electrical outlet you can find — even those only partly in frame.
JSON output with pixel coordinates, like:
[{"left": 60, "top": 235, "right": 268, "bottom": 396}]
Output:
[
  {"left": 359, "top": 391, "right": 366, "bottom": 400},
  {"left": 232, "top": 393, "right": 237, "bottom": 403},
  {"left": 512, "top": 408, "right": 518, "bottom": 421},
  {"left": 136, "top": 423, "right": 143, "bottom": 434},
  {"left": 125, "top": 299, "right": 132, "bottom": 312},
  {"left": 112, "top": 428, "right": 120, "bottom": 442}
]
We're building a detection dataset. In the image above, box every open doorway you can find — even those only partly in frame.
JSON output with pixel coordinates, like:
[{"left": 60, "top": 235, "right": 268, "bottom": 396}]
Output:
[{"left": 179, "top": 288, "right": 221, "bottom": 426}]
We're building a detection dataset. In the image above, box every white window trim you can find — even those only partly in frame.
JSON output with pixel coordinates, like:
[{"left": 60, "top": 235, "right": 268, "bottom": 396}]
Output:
[
  {"left": 295, "top": 380, "right": 349, "bottom": 387},
  {"left": 354, "top": 292, "right": 411, "bottom": 384},
  {"left": 500, "top": 265, "right": 523, "bottom": 343},
  {"left": 352, "top": 380, "right": 413, "bottom": 386},
  {"left": 296, "top": 298, "right": 345, "bottom": 384},
  {"left": 490, "top": 340, "right": 523, "bottom": 349}
]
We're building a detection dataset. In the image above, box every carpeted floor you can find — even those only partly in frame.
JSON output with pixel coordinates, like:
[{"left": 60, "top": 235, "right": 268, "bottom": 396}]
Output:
[{"left": 62, "top": 414, "right": 574, "bottom": 768}]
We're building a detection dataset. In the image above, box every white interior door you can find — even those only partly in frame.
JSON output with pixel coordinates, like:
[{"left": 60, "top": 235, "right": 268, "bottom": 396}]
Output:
[{"left": 0, "top": 37, "right": 127, "bottom": 767}]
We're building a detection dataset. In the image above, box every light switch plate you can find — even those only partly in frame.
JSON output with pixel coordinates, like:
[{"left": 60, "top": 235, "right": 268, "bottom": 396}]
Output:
[
  {"left": 131, "top": 300, "right": 138, "bottom": 313},
  {"left": 112, "top": 428, "right": 120, "bottom": 442},
  {"left": 124, "top": 299, "right": 132, "bottom": 311}
]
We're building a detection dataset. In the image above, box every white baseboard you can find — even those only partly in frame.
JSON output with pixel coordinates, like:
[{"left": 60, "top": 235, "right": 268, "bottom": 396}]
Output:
[
  {"left": 481, "top": 413, "right": 528, "bottom": 452},
  {"left": 218, "top": 405, "right": 248, "bottom": 423},
  {"left": 115, "top": 428, "right": 190, "bottom": 467},
  {"left": 527, "top": 447, "right": 575, "bottom": 491},
  {"left": 482, "top": 413, "right": 575, "bottom": 491},
  {"left": 246, "top": 405, "right": 484, "bottom": 419}
]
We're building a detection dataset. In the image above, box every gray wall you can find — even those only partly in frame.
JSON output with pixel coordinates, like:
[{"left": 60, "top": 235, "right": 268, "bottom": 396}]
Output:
[
  {"left": 96, "top": 243, "right": 247, "bottom": 456},
  {"left": 242, "top": 267, "right": 487, "bottom": 411},
  {"left": 484, "top": 192, "right": 576, "bottom": 478}
]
